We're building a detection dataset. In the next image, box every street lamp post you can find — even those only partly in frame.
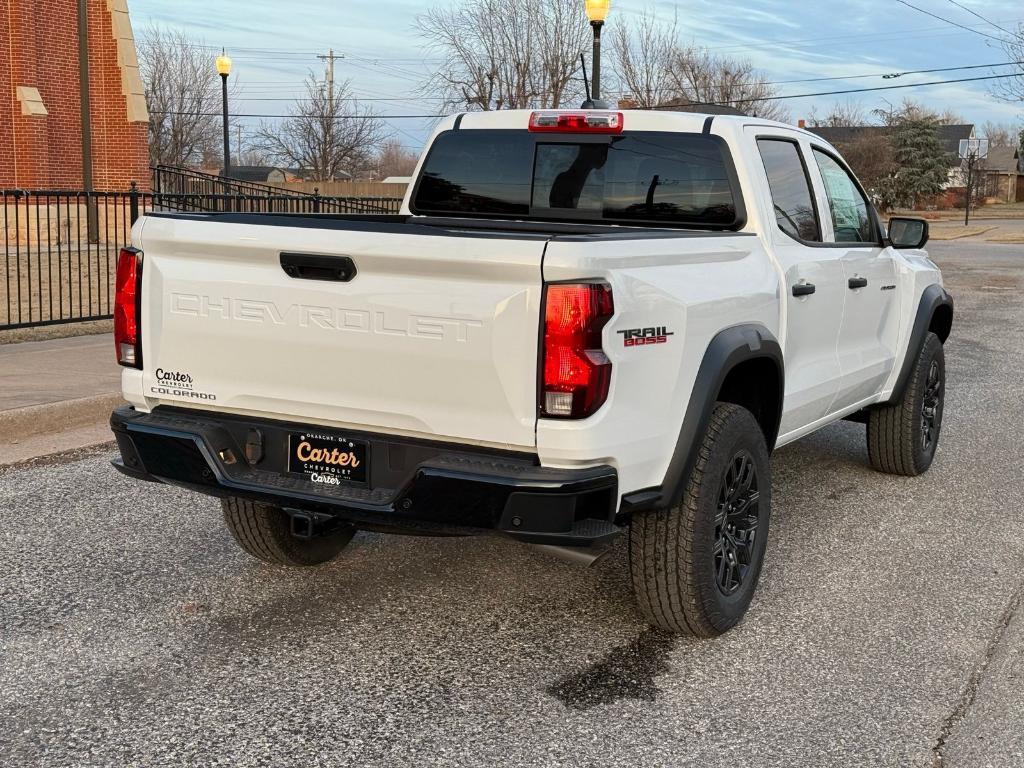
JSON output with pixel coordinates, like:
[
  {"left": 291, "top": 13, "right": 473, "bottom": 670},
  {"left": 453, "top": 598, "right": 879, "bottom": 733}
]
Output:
[
  {"left": 216, "top": 50, "right": 232, "bottom": 177},
  {"left": 584, "top": 0, "right": 609, "bottom": 101}
]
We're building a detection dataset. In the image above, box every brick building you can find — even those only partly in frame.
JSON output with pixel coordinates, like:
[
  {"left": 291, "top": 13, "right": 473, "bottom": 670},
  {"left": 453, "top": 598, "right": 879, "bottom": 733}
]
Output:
[{"left": 0, "top": 0, "right": 149, "bottom": 190}]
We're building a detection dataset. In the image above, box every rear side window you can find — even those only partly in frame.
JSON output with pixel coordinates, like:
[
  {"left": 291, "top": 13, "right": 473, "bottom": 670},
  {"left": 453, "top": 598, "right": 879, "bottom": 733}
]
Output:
[
  {"left": 812, "top": 149, "right": 877, "bottom": 244},
  {"left": 412, "top": 131, "right": 533, "bottom": 215},
  {"left": 756, "top": 139, "right": 820, "bottom": 242},
  {"left": 414, "top": 130, "right": 742, "bottom": 228}
]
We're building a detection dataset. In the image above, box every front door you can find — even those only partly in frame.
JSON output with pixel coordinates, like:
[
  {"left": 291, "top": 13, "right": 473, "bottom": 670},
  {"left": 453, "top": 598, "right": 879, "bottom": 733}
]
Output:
[{"left": 809, "top": 147, "right": 899, "bottom": 409}]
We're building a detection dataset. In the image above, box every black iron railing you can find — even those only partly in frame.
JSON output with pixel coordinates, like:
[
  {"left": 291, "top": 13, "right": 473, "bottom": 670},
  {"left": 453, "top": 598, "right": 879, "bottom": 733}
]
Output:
[
  {"left": 151, "top": 165, "right": 401, "bottom": 214},
  {"left": 1, "top": 184, "right": 403, "bottom": 330},
  {"left": 152, "top": 164, "right": 306, "bottom": 198}
]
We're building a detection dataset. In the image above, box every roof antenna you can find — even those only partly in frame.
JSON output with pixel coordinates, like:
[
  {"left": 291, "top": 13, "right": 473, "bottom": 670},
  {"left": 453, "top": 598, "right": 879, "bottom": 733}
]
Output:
[
  {"left": 579, "top": 53, "right": 610, "bottom": 109},
  {"left": 580, "top": 53, "right": 594, "bottom": 109}
]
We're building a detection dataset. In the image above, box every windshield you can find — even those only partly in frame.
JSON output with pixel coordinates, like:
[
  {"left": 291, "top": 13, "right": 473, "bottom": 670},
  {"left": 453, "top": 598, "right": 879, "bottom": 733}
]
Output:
[{"left": 412, "top": 129, "right": 742, "bottom": 229}]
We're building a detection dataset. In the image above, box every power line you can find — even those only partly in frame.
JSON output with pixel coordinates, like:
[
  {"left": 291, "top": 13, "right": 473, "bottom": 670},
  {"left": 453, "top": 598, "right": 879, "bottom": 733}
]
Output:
[
  {"left": 769, "top": 59, "right": 1023, "bottom": 85},
  {"left": 234, "top": 60, "right": 1024, "bottom": 101},
  {"left": 151, "top": 69, "right": 1022, "bottom": 119},
  {"left": 654, "top": 71, "right": 1023, "bottom": 107},
  {"left": 892, "top": 0, "right": 1009, "bottom": 43},
  {"left": 148, "top": 68, "right": 1019, "bottom": 120},
  {"left": 942, "top": 0, "right": 1016, "bottom": 36}
]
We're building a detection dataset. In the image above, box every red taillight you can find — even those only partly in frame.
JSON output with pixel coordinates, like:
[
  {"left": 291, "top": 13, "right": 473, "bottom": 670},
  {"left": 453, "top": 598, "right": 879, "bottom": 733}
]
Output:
[
  {"left": 529, "top": 111, "right": 624, "bottom": 134},
  {"left": 114, "top": 247, "right": 142, "bottom": 368},
  {"left": 542, "top": 283, "right": 614, "bottom": 419}
]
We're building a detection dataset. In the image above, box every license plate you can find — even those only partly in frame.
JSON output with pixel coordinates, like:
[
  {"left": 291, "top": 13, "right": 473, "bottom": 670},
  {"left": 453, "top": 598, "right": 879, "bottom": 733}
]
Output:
[{"left": 287, "top": 431, "right": 368, "bottom": 485}]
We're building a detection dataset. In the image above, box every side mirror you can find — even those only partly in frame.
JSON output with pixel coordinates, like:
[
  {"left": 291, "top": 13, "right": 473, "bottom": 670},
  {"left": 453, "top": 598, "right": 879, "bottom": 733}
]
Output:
[{"left": 888, "top": 217, "right": 929, "bottom": 250}]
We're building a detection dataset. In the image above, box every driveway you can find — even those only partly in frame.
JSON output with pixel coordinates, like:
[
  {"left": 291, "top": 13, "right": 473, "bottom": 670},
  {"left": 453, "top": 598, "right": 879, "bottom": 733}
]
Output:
[{"left": 1, "top": 241, "right": 1022, "bottom": 767}]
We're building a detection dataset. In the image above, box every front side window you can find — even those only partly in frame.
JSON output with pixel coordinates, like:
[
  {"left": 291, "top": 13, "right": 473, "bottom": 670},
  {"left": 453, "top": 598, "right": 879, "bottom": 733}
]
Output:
[
  {"left": 756, "top": 139, "right": 820, "bottom": 242},
  {"left": 414, "top": 130, "right": 741, "bottom": 228},
  {"left": 812, "top": 149, "right": 877, "bottom": 244}
]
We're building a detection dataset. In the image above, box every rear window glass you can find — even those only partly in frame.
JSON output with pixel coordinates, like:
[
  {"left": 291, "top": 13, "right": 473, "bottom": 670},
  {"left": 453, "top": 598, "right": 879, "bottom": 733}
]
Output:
[{"left": 413, "top": 129, "right": 741, "bottom": 228}]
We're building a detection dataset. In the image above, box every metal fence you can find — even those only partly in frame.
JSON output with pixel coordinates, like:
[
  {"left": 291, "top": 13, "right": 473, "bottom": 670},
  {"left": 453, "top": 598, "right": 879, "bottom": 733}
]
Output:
[
  {"left": 1, "top": 185, "right": 404, "bottom": 330},
  {"left": 152, "top": 165, "right": 403, "bottom": 214}
]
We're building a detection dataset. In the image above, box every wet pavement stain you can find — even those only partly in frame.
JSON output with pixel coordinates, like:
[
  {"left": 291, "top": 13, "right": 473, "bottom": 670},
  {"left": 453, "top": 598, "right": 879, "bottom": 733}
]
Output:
[{"left": 547, "top": 628, "right": 676, "bottom": 710}]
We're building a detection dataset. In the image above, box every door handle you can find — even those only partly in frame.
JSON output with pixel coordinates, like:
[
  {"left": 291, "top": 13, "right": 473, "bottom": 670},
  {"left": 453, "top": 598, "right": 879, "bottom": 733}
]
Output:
[
  {"left": 280, "top": 252, "right": 357, "bottom": 282},
  {"left": 792, "top": 282, "right": 816, "bottom": 297},
  {"left": 848, "top": 277, "right": 868, "bottom": 290}
]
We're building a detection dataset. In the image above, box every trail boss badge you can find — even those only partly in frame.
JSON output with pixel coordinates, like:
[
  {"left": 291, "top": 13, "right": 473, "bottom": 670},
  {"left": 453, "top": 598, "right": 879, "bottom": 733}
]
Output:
[{"left": 617, "top": 326, "right": 675, "bottom": 347}]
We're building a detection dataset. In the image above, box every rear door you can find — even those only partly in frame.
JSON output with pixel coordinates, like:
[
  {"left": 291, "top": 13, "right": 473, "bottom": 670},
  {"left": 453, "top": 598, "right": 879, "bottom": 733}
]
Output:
[
  {"left": 808, "top": 147, "right": 900, "bottom": 409},
  {"left": 752, "top": 133, "right": 845, "bottom": 436},
  {"left": 138, "top": 215, "right": 546, "bottom": 449}
]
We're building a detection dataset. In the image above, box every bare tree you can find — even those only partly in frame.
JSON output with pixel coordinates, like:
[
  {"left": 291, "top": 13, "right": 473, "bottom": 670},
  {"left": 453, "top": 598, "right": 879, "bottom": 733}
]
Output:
[
  {"left": 830, "top": 134, "right": 896, "bottom": 204},
  {"left": 991, "top": 23, "right": 1024, "bottom": 104},
  {"left": 417, "top": 0, "right": 589, "bottom": 110},
  {"left": 874, "top": 99, "right": 964, "bottom": 127},
  {"left": 237, "top": 147, "right": 272, "bottom": 167},
  {"left": 668, "top": 47, "right": 789, "bottom": 121},
  {"left": 254, "top": 76, "right": 385, "bottom": 182},
  {"left": 805, "top": 100, "right": 871, "bottom": 127},
  {"left": 375, "top": 139, "right": 420, "bottom": 179},
  {"left": 609, "top": 9, "right": 679, "bottom": 108},
  {"left": 610, "top": 10, "right": 788, "bottom": 121},
  {"left": 138, "top": 25, "right": 222, "bottom": 168},
  {"left": 981, "top": 121, "right": 1021, "bottom": 147}
]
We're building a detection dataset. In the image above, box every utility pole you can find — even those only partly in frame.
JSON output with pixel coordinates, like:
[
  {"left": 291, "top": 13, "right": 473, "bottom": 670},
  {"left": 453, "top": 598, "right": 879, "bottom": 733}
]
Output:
[{"left": 317, "top": 49, "right": 344, "bottom": 110}]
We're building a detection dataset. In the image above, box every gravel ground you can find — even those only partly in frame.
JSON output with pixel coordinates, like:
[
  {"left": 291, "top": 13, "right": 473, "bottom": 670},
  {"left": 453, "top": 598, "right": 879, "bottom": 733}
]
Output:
[{"left": 1, "top": 241, "right": 1023, "bottom": 768}]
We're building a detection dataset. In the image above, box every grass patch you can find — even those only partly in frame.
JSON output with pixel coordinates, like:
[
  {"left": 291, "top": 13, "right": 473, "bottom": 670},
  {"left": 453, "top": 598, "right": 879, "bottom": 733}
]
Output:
[
  {"left": 984, "top": 233, "right": 1024, "bottom": 245},
  {"left": 0, "top": 320, "right": 112, "bottom": 345},
  {"left": 928, "top": 226, "right": 997, "bottom": 241}
]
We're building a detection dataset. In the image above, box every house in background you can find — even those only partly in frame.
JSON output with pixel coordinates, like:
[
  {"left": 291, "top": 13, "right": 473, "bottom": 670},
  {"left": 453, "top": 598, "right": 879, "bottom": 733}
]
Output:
[
  {"left": 286, "top": 168, "right": 354, "bottom": 182},
  {"left": 219, "top": 166, "right": 290, "bottom": 185},
  {"left": 218, "top": 167, "right": 356, "bottom": 184},
  {"left": 983, "top": 146, "right": 1024, "bottom": 204}
]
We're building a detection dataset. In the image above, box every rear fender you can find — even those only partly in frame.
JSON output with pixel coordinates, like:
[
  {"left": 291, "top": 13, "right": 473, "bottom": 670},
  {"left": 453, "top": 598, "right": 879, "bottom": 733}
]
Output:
[{"left": 619, "top": 324, "right": 783, "bottom": 515}]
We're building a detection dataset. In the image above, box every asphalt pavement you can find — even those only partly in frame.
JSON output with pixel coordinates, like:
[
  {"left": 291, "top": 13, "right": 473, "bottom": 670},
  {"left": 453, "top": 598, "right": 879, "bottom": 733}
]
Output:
[{"left": 2, "top": 240, "right": 1023, "bottom": 767}]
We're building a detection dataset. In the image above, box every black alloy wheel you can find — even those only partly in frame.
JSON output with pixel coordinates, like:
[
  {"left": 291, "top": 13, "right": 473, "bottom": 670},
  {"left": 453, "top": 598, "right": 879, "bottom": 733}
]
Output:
[
  {"left": 629, "top": 402, "right": 772, "bottom": 637},
  {"left": 714, "top": 450, "right": 761, "bottom": 596},
  {"left": 920, "top": 359, "right": 942, "bottom": 453}
]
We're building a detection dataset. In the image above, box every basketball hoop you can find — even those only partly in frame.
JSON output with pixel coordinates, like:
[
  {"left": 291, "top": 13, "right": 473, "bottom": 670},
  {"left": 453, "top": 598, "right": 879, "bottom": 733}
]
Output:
[{"left": 959, "top": 138, "right": 989, "bottom": 161}]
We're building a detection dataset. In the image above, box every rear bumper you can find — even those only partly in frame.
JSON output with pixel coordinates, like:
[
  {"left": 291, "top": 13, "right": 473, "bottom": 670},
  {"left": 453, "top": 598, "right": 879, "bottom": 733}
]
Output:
[{"left": 110, "top": 406, "right": 620, "bottom": 547}]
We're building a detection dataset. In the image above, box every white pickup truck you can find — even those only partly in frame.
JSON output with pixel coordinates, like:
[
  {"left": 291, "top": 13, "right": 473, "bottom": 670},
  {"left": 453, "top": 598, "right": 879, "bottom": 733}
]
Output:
[{"left": 111, "top": 109, "right": 952, "bottom": 636}]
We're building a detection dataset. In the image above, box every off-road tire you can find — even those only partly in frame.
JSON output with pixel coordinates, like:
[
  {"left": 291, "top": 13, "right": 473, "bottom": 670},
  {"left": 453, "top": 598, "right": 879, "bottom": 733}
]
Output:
[
  {"left": 222, "top": 497, "right": 355, "bottom": 566},
  {"left": 867, "top": 332, "right": 945, "bottom": 477},
  {"left": 629, "top": 402, "right": 771, "bottom": 637}
]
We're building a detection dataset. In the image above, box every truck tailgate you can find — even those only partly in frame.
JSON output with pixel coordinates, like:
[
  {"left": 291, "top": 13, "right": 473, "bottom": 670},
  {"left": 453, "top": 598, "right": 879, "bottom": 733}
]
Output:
[{"left": 137, "top": 215, "right": 546, "bottom": 449}]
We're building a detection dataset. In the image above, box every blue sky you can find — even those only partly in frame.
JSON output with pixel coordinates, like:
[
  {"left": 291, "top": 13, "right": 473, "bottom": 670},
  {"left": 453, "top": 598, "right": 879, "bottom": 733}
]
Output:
[{"left": 129, "top": 0, "right": 1024, "bottom": 152}]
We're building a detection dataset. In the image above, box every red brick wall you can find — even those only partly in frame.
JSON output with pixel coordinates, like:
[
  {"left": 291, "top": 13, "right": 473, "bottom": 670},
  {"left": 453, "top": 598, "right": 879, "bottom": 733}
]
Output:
[
  {"left": 0, "top": 0, "right": 149, "bottom": 191},
  {"left": 0, "top": 5, "right": 16, "bottom": 182}
]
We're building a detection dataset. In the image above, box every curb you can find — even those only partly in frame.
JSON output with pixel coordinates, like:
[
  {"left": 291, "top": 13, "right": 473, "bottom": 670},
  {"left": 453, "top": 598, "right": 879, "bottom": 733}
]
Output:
[{"left": 0, "top": 393, "right": 123, "bottom": 442}]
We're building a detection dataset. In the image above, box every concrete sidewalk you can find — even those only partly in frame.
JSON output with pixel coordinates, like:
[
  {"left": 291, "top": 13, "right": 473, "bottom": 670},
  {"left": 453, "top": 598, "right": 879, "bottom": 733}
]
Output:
[{"left": 0, "top": 334, "right": 122, "bottom": 464}]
